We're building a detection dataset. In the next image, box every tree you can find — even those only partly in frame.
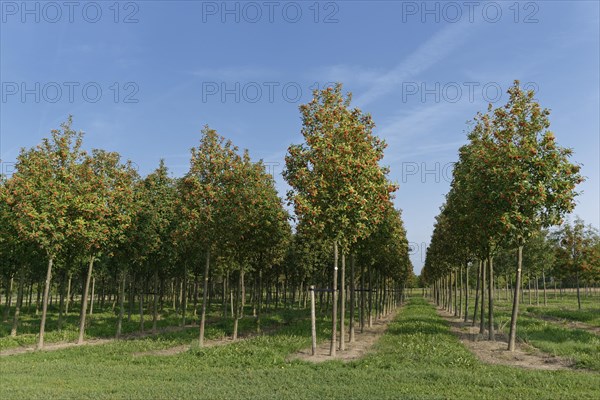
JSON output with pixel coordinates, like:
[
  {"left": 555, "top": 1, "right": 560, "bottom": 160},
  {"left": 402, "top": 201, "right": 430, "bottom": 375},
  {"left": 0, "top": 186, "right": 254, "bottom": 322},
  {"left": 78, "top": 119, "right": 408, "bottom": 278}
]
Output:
[
  {"left": 179, "top": 125, "right": 242, "bottom": 346},
  {"left": 486, "top": 82, "right": 583, "bottom": 351},
  {"left": 4, "top": 117, "right": 86, "bottom": 349},
  {"left": 75, "top": 149, "right": 137, "bottom": 343},
  {"left": 284, "top": 84, "right": 397, "bottom": 355}
]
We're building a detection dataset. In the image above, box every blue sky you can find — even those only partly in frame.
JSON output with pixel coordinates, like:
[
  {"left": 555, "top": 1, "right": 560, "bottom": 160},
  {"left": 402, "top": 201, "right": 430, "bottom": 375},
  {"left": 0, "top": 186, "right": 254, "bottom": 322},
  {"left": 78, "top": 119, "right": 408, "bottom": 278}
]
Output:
[{"left": 1, "top": 0, "right": 599, "bottom": 273}]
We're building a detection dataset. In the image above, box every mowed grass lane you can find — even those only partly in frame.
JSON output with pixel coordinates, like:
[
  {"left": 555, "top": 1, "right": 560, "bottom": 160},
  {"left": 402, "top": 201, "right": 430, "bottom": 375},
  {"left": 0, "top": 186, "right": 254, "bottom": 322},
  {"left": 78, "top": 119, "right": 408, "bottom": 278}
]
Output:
[{"left": 1, "top": 298, "right": 598, "bottom": 399}]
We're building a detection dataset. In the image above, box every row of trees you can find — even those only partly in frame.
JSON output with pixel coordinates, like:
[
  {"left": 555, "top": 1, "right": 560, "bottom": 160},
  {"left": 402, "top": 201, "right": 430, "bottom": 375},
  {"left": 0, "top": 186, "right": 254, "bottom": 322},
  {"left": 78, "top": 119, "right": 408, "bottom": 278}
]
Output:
[
  {"left": 1, "top": 84, "right": 414, "bottom": 353},
  {"left": 422, "top": 81, "right": 590, "bottom": 351}
]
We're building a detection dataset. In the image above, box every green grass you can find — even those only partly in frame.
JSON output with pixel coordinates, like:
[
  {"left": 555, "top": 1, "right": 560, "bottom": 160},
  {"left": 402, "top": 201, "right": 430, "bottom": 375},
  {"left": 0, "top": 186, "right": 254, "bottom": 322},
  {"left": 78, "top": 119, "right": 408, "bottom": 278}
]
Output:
[
  {"left": 1, "top": 297, "right": 599, "bottom": 399},
  {"left": 0, "top": 302, "right": 294, "bottom": 351},
  {"left": 527, "top": 307, "right": 600, "bottom": 327},
  {"left": 492, "top": 290, "right": 600, "bottom": 327}
]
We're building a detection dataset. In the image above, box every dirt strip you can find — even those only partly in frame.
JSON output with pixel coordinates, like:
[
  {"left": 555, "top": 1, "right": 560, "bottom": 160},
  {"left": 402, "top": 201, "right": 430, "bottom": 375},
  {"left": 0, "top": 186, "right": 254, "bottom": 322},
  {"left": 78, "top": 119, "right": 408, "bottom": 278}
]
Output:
[
  {"left": 290, "top": 309, "right": 398, "bottom": 363},
  {"left": 435, "top": 307, "right": 574, "bottom": 371}
]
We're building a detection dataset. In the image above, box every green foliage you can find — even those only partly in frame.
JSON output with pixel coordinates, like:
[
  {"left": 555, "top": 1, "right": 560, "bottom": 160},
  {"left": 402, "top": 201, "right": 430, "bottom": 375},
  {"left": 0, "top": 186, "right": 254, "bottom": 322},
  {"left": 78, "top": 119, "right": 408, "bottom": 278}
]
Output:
[{"left": 284, "top": 83, "right": 397, "bottom": 251}]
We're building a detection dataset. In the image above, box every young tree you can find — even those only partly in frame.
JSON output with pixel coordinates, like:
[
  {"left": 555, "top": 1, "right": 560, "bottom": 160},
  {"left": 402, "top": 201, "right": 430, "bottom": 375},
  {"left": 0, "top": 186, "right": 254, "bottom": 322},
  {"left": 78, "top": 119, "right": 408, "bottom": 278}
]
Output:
[
  {"left": 284, "top": 84, "right": 396, "bottom": 355},
  {"left": 75, "top": 149, "right": 137, "bottom": 343},
  {"left": 5, "top": 117, "right": 86, "bottom": 349},
  {"left": 179, "top": 126, "right": 242, "bottom": 346},
  {"left": 484, "top": 82, "right": 583, "bottom": 350}
]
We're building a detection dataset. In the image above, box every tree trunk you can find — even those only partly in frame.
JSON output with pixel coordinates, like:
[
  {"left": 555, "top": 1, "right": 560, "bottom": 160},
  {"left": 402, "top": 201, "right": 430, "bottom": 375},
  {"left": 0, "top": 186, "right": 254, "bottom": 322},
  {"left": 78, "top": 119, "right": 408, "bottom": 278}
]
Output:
[
  {"left": 542, "top": 269, "right": 547, "bottom": 306},
  {"left": 64, "top": 275, "right": 71, "bottom": 315},
  {"left": 89, "top": 277, "right": 96, "bottom": 316},
  {"left": 472, "top": 260, "right": 481, "bottom": 326},
  {"left": 458, "top": 265, "right": 463, "bottom": 319},
  {"left": 37, "top": 257, "right": 54, "bottom": 350},
  {"left": 528, "top": 272, "right": 532, "bottom": 305},
  {"left": 181, "top": 266, "right": 188, "bottom": 326},
  {"left": 508, "top": 245, "right": 523, "bottom": 351},
  {"left": 339, "top": 252, "right": 346, "bottom": 351},
  {"left": 78, "top": 256, "right": 95, "bottom": 344},
  {"left": 330, "top": 241, "right": 338, "bottom": 356},
  {"left": 360, "top": 264, "right": 365, "bottom": 333},
  {"left": 116, "top": 271, "right": 126, "bottom": 338},
  {"left": 139, "top": 279, "right": 145, "bottom": 333},
  {"left": 464, "top": 262, "right": 469, "bottom": 323},
  {"left": 368, "top": 263, "right": 373, "bottom": 328},
  {"left": 199, "top": 250, "right": 210, "bottom": 346},
  {"left": 576, "top": 271, "right": 581, "bottom": 310},
  {"left": 152, "top": 269, "right": 159, "bottom": 333},
  {"left": 488, "top": 256, "right": 495, "bottom": 341},
  {"left": 57, "top": 274, "right": 65, "bottom": 330},
  {"left": 479, "top": 259, "right": 486, "bottom": 335},
  {"left": 2, "top": 276, "right": 13, "bottom": 322},
  {"left": 257, "top": 270, "right": 263, "bottom": 333},
  {"left": 233, "top": 269, "right": 242, "bottom": 340},
  {"left": 310, "top": 285, "right": 316, "bottom": 355},
  {"left": 10, "top": 270, "right": 25, "bottom": 337},
  {"left": 535, "top": 276, "right": 539, "bottom": 306},
  {"left": 349, "top": 254, "right": 356, "bottom": 343}
]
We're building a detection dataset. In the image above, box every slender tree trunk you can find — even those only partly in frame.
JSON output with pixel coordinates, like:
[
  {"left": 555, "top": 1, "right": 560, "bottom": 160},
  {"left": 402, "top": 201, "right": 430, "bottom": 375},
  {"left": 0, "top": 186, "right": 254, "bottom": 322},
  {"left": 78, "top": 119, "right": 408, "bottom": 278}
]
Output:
[
  {"left": 508, "top": 245, "right": 524, "bottom": 351},
  {"left": 181, "top": 266, "right": 188, "bottom": 326},
  {"left": 37, "top": 257, "right": 54, "bottom": 350},
  {"left": 458, "top": 265, "right": 463, "bottom": 319},
  {"left": 27, "top": 281, "right": 33, "bottom": 310},
  {"left": 77, "top": 256, "right": 95, "bottom": 344},
  {"left": 139, "top": 279, "right": 145, "bottom": 333},
  {"left": 542, "top": 269, "right": 547, "bottom": 306},
  {"left": 472, "top": 260, "right": 480, "bottom": 326},
  {"left": 257, "top": 270, "right": 263, "bottom": 333},
  {"left": 488, "top": 256, "right": 495, "bottom": 341},
  {"left": 330, "top": 241, "right": 338, "bottom": 357},
  {"left": 310, "top": 285, "right": 316, "bottom": 356},
  {"left": 360, "top": 264, "right": 365, "bottom": 333},
  {"left": 64, "top": 274, "right": 71, "bottom": 315},
  {"left": 349, "top": 254, "right": 356, "bottom": 343},
  {"left": 116, "top": 271, "right": 126, "bottom": 338},
  {"left": 10, "top": 270, "right": 25, "bottom": 337},
  {"left": 152, "top": 269, "right": 159, "bottom": 333},
  {"left": 57, "top": 274, "right": 65, "bottom": 330},
  {"left": 127, "top": 276, "right": 134, "bottom": 322},
  {"left": 576, "top": 271, "right": 581, "bottom": 310},
  {"left": 193, "top": 273, "right": 199, "bottom": 321},
  {"left": 528, "top": 272, "right": 532, "bottom": 305},
  {"left": 368, "top": 263, "right": 373, "bottom": 328},
  {"left": 339, "top": 252, "right": 346, "bottom": 351},
  {"left": 35, "top": 281, "right": 41, "bottom": 315},
  {"left": 535, "top": 276, "right": 539, "bottom": 306},
  {"left": 464, "top": 262, "right": 469, "bottom": 323},
  {"left": 89, "top": 277, "right": 95, "bottom": 316},
  {"left": 233, "top": 269, "right": 242, "bottom": 340},
  {"left": 479, "top": 259, "right": 486, "bottom": 335},
  {"left": 199, "top": 250, "right": 210, "bottom": 346},
  {"left": 2, "top": 277, "right": 13, "bottom": 322}
]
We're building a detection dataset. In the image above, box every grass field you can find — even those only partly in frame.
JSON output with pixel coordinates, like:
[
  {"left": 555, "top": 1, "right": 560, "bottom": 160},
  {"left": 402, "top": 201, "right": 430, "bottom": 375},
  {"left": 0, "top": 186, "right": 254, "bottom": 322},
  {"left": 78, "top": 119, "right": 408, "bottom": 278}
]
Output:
[{"left": 1, "top": 297, "right": 599, "bottom": 399}]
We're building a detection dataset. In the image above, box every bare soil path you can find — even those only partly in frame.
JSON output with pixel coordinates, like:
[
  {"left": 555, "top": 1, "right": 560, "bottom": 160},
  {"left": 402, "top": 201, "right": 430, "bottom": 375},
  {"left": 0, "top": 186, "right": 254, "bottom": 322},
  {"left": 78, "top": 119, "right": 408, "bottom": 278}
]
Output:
[
  {"left": 290, "top": 308, "right": 399, "bottom": 363},
  {"left": 435, "top": 306, "right": 574, "bottom": 371}
]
